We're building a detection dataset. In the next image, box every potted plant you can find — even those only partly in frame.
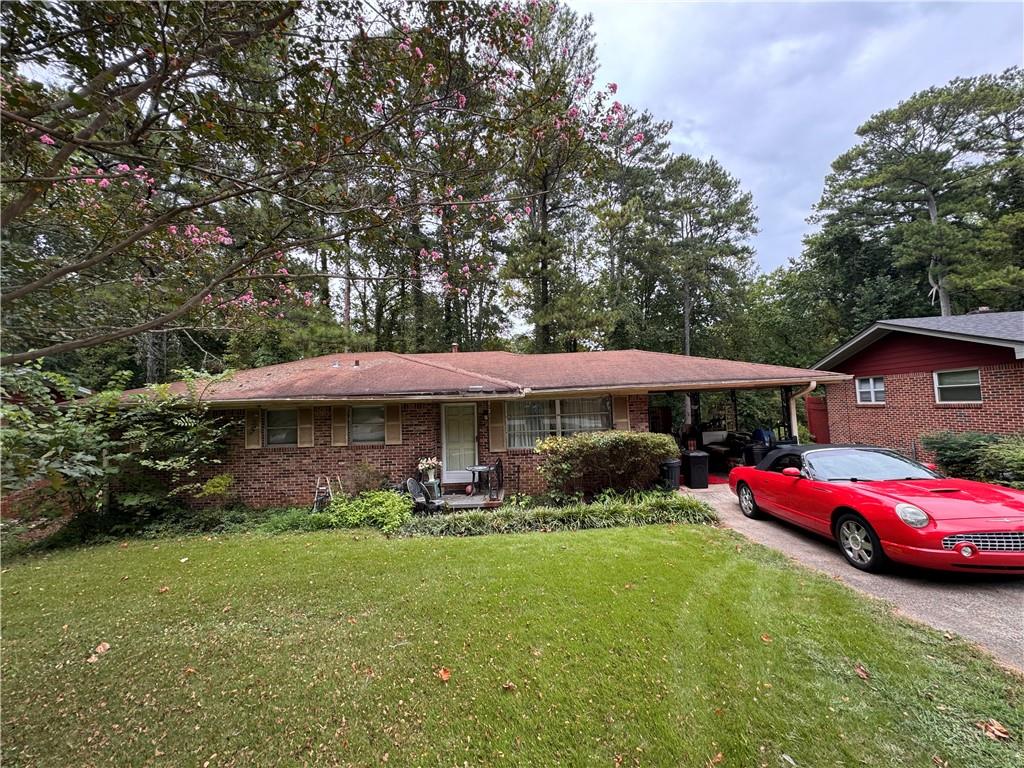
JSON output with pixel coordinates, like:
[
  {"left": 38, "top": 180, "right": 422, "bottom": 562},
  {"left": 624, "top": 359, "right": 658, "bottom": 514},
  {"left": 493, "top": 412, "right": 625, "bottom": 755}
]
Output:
[{"left": 418, "top": 457, "right": 442, "bottom": 483}]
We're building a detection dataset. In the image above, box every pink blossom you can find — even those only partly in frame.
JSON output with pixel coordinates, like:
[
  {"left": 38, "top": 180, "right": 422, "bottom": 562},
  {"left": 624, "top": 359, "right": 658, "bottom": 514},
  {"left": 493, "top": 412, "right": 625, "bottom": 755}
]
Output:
[
  {"left": 98, "top": 178, "right": 110, "bottom": 189},
  {"left": 116, "top": 163, "right": 130, "bottom": 172},
  {"left": 600, "top": 131, "right": 608, "bottom": 141},
  {"left": 373, "top": 100, "right": 384, "bottom": 114},
  {"left": 522, "top": 34, "right": 534, "bottom": 50},
  {"left": 633, "top": 131, "right": 645, "bottom": 143},
  {"left": 608, "top": 82, "right": 618, "bottom": 94},
  {"left": 69, "top": 167, "right": 79, "bottom": 175},
  {"left": 524, "top": 205, "right": 532, "bottom": 215},
  {"left": 277, "top": 267, "right": 289, "bottom": 275},
  {"left": 167, "top": 225, "right": 177, "bottom": 235},
  {"left": 38, "top": 134, "right": 55, "bottom": 145},
  {"left": 455, "top": 91, "right": 467, "bottom": 109},
  {"left": 413, "top": 47, "right": 423, "bottom": 59},
  {"left": 460, "top": 288, "right": 468, "bottom": 296}
]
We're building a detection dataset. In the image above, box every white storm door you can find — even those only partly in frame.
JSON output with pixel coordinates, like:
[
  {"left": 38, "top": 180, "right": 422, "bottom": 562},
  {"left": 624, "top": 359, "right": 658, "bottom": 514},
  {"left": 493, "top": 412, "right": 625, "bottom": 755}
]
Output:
[{"left": 442, "top": 404, "right": 477, "bottom": 483}]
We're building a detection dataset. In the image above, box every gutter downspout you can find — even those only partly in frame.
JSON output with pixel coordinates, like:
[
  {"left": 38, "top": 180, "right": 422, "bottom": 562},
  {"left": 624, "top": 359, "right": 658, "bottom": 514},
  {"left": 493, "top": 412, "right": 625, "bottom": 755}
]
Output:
[{"left": 789, "top": 380, "right": 817, "bottom": 445}]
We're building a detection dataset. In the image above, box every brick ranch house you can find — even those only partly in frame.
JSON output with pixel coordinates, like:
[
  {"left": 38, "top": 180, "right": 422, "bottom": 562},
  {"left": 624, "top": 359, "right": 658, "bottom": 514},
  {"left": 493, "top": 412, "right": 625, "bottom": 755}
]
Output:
[
  {"left": 814, "top": 311, "right": 1024, "bottom": 459},
  {"left": 149, "top": 349, "right": 847, "bottom": 508}
]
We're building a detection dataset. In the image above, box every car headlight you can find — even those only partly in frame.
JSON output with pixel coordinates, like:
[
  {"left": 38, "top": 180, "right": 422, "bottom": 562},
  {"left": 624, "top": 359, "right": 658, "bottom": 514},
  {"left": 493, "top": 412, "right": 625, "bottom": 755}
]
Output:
[{"left": 895, "top": 503, "right": 930, "bottom": 528}]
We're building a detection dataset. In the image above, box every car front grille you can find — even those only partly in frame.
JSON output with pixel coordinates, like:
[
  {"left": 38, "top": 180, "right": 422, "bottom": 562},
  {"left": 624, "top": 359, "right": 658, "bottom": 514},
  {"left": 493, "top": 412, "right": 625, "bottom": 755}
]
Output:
[{"left": 942, "top": 532, "right": 1024, "bottom": 552}]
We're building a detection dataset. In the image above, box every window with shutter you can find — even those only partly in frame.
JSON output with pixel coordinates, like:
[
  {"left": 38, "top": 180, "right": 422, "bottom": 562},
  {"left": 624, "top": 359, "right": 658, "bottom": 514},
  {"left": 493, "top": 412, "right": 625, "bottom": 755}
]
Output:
[
  {"left": 384, "top": 404, "right": 402, "bottom": 445},
  {"left": 489, "top": 401, "right": 507, "bottom": 452},
  {"left": 331, "top": 406, "right": 349, "bottom": 446},
  {"left": 612, "top": 396, "right": 630, "bottom": 431},
  {"left": 244, "top": 409, "right": 262, "bottom": 449},
  {"left": 297, "top": 408, "right": 314, "bottom": 447}
]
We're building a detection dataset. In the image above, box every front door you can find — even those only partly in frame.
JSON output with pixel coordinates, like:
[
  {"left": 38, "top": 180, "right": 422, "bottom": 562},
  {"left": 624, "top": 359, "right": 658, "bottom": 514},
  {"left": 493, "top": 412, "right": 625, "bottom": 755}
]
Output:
[{"left": 442, "top": 404, "right": 477, "bottom": 484}]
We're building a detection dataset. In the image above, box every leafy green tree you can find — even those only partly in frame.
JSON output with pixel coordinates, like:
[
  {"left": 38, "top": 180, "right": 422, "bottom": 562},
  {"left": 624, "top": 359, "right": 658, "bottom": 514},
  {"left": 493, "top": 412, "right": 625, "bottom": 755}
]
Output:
[{"left": 817, "top": 67, "right": 1024, "bottom": 316}]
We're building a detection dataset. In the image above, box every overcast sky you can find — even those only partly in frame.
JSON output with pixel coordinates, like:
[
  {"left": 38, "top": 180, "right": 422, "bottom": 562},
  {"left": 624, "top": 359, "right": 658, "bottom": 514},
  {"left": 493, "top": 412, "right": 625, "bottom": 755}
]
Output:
[{"left": 571, "top": 1, "right": 1024, "bottom": 271}]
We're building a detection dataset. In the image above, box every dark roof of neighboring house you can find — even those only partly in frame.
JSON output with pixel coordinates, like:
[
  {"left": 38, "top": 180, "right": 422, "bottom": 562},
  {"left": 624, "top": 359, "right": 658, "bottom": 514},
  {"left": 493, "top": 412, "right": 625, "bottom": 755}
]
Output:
[
  {"left": 128, "top": 349, "right": 849, "bottom": 405},
  {"left": 814, "top": 311, "right": 1024, "bottom": 370}
]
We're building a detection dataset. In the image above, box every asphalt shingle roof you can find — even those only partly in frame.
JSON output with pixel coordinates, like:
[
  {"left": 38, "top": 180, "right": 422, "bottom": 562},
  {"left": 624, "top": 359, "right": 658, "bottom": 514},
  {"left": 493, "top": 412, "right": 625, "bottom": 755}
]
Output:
[
  {"left": 128, "top": 349, "right": 848, "bottom": 404},
  {"left": 883, "top": 311, "right": 1024, "bottom": 343}
]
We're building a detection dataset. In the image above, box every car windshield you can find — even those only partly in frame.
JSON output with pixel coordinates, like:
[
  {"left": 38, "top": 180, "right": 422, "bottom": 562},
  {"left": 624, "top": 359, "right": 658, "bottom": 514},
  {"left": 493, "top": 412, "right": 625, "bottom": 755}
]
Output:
[{"left": 805, "top": 449, "right": 938, "bottom": 482}]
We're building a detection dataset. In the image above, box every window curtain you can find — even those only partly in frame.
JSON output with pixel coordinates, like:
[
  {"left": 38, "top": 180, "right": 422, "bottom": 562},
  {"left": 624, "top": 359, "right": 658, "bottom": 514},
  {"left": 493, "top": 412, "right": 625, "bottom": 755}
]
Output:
[{"left": 506, "top": 400, "right": 556, "bottom": 449}]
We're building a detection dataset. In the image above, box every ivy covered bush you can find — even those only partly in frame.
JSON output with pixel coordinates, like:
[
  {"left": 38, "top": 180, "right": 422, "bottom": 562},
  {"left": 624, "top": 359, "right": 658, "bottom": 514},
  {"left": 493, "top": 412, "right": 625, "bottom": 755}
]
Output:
[
  {"left": 536, "top": 431, "right": 679, "bottom": 498},
  {"left": 259, "top": 490, "right": 413, "bottom": 536},
  {"left": 921, "top": 432, "right": 1024, "bottom": 489}
]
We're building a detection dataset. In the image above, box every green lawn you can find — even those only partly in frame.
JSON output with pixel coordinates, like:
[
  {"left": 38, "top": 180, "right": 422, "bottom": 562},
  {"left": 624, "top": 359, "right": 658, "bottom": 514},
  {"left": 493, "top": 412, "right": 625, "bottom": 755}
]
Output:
[{"left": 2, "top": 525, "right": 1021, "bottom": 767}]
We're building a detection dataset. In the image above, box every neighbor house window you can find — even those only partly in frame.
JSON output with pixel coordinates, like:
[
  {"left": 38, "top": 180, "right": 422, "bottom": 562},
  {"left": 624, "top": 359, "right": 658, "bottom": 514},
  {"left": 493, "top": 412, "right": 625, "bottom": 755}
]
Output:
[
  {"left": 350, "top": 405, "right": 386, "bottom": 443},
  {"left": 266, "top": 409, "right": 299, "bottom": 446},
  {"left": 934, "top": 369, "right": 982, "bottom": 403},
  {"left": 855, "top": 376, "right": 885, "bottom": 404},
  {"left": 506, "top": 397, "right": 612, "bottom": 449}
]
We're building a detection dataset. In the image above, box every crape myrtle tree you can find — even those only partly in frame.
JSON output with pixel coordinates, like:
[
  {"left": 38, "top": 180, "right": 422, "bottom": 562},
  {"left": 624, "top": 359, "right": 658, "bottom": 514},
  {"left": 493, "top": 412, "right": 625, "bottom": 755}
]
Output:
[{"left": 0, "top": 0, "right": 547, "bottom": 369}]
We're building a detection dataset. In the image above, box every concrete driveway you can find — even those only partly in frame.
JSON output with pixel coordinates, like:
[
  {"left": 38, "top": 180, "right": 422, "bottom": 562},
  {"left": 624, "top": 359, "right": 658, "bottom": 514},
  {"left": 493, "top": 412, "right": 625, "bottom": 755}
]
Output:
[{"left": 689, "top": 484, "right": 1024, "bottom": 670}]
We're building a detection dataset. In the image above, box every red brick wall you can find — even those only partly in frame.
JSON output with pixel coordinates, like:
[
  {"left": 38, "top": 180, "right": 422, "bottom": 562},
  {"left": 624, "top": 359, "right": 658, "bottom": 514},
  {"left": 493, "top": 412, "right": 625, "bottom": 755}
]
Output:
[
  {"left": 826, "top": 361, "right": 1024, "bottom": 459},
  {"left": 201, "top": 394, "right": 653, "bottom": 507}
]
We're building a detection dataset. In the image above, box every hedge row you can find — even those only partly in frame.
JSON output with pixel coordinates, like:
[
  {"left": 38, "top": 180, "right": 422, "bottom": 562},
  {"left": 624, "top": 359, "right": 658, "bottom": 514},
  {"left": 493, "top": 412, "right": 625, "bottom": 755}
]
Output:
[
  {"left": 399, "top": 491, "right": 717, "bottom": 538},
  {"left": 536, "top": 431, "right": 679, "bottom": 498},
  {"left": 922, "top": 432, "right": 1024, "bottom": 489}
]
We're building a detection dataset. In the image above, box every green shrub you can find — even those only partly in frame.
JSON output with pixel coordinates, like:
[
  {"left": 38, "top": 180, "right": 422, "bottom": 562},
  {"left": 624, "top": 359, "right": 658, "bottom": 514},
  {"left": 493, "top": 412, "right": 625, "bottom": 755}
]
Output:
[
  {"left": 329, "top": 490, "right": 412, "bottom": 534},
  {"left": 976, "top": 436, "right": 1024, "bottom": 490},
  {"left": 922, "top": 432, "right": 1008, "bottom": 480},
  {"left": 536, "top": 431, "right": 679, "bottom": 498},
  {"left": 400, "top": 491, "right": 716, "bottom": 537}
]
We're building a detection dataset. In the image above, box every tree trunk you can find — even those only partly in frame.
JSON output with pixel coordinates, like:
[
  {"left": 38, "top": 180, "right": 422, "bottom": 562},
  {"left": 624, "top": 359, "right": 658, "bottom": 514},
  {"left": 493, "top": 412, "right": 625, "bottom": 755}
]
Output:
[
  {"left": 925, "top": 192, "right": 952, "bottom": 316},
  {"left": 537, "top": 189, "right": 551, "bottom": 351}
]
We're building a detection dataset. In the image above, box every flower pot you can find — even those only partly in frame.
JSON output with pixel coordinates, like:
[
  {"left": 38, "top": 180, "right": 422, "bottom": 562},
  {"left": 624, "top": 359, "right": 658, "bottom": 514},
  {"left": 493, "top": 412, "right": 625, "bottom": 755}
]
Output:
[{"left": 426, "top": 469, "right": 435, "bottom": 483}]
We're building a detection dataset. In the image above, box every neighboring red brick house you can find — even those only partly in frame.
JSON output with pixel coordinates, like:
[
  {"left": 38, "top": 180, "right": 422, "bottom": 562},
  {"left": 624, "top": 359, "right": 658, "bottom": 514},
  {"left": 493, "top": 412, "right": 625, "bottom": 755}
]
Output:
[
  {"left": 815, "top": 312, "right": 1024, "bottom": 459},
  {"left": 141, "top": 349, "right": 845, "bottom": 507}
]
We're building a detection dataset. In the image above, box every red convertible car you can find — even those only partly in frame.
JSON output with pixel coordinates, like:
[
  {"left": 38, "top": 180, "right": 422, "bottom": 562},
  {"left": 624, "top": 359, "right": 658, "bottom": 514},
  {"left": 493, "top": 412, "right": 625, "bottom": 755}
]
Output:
[{"left": 728, "top": 445, "right": 1024, "bottom": 574}]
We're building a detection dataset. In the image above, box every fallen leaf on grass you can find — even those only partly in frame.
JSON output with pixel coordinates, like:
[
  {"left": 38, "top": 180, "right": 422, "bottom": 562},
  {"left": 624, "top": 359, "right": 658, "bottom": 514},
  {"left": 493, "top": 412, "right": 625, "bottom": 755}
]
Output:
[
  {"left": 854, "top": 663, "right": 870, "bottom": 680},
  {"left": 623, "top": 583, "right": 635, "bottom": 590},
  {"left": 976, "top": 719, "right": 1011, "bottom": 741},
  {"left": 436, "top": 667, "right": 451, "bottom": 683},
  {"left": 222, "top": 604, "right": 231, "bottom": 613},
  {"left": 157, "top": 586, "right": 170, "bottom": 594},
  {"left": 706, "top": 752, "right": 724, "bottom": 767},
  {"left": 179, "top": 557, "right": 188, "bottom": 563},
  {"left": 347, "top": 616, "right": 358, "bottom": 624},
  {"left": 931, "top": 756, "right": 949, "bottom": 767},
  {"left": 502, "top": 681, "right": 517, "bottom": 692},
  {"left": 781, "top": 755, "right": 797, "bottom": 766},
  {"left": 760, "top": 634, "right": 773, "bottom": 644},
  {"left": 183, "top": 666, "right": 197, "bottom": 676},
  {"left": 118, "top": 542, "right": 129, "bottom": 549},
  {"left": 86, "top": 641, "right": 111, "bottom": 663}
]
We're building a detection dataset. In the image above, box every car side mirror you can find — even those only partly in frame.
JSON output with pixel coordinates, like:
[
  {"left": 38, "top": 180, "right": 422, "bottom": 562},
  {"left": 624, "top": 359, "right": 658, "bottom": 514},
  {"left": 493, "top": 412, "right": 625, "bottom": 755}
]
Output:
[{"left": 782, "top": 467, "right": 802, "bottom": 478}]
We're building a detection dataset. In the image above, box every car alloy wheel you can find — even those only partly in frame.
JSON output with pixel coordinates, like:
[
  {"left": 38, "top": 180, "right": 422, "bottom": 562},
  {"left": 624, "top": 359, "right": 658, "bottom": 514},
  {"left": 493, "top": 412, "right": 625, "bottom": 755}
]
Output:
[
  {"left": 738, "top": 483, "right": 762, "bottom": 519},
  {"left": 835, "top": 514, "right": 886, "bottom": 572}
]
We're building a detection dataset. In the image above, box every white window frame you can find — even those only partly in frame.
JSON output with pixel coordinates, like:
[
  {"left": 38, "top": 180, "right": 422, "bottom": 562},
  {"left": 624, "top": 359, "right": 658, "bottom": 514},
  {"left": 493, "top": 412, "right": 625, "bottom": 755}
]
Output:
[
  {"left": 265, "top": 408, "right": 299, "bottom": 447},
  {"left": 933, "top": 368, "right": 983, "bottom": 404},
  {"left": 349, "top": 405, "right": 386, "bottom": 444},
  {"left": 505, "top": 396, "right": 612, "bottom": 449},
  {"left": 855, "top": 376, "right": 886, "bottom": 405}
]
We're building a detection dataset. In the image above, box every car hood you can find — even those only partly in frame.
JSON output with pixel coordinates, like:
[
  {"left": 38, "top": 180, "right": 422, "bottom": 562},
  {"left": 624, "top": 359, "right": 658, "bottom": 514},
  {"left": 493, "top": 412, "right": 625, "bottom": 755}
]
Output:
[{"left": 851, "top": 478, "right": 1024, "bottom": 521}]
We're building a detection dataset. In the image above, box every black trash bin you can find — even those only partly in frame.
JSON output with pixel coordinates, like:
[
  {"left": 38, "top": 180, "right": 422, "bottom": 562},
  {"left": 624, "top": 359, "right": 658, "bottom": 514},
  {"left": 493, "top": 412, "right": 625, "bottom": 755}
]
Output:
[
  {"left": 743, "top": 443, "right": 771, "bottom": 466},
  {"left": 659, "top": 458, "right": 682, "bottom": 490},
  {"left": 681, "top": 450, "right": 709, "bottom": 490}
]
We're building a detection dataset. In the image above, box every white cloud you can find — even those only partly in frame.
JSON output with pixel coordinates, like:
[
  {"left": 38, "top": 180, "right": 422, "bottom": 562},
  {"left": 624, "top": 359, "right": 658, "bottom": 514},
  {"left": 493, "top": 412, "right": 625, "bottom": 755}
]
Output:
[{"left": 570, "top": 0, "right": 1023, "bottom": 269}]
